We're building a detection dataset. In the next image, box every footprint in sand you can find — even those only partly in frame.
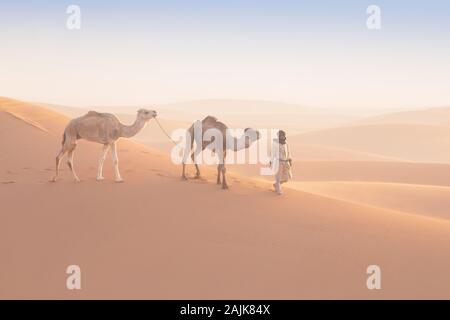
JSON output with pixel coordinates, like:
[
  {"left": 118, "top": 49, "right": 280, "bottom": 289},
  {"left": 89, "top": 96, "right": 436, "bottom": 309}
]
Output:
[
  {"left": 147, "top": 168, "right": 168, "bottom": 176},
  {"left": 156, "top": 172, "right": 175, "bottom": 178}
]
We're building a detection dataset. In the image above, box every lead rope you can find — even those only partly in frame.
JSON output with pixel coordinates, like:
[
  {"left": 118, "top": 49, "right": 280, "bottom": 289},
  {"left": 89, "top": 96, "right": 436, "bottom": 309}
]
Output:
[{"left": 154, "top": 117, "right": 178, "bottom": 145}]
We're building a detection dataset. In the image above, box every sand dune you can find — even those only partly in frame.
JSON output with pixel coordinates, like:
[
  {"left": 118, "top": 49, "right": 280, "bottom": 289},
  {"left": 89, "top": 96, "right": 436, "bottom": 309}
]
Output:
[
  {"left": 289, "top": 181, "right": 450, "bottom": 220},
  {"left": 357, "top": 106, "right": 450, "bottom": 126},
  {"left": 286, "top": 143, "right": 401, "bottom": 161},
  {"left": 294, "top": 161, "right": 450, "bottom": 185},
  {"left": 0, "top": 97, "right": 68, "bottom": 133},
  {"left": 2, "top": 97, "right": 450, "bottom": 299},
  {"left": 292, "top": 124, "right": 450, "bottom": 163}
]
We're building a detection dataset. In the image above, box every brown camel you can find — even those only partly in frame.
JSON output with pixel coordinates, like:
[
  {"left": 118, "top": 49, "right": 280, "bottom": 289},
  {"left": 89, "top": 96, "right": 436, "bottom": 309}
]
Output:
[
  {"left": 52, "top": 109, "right": 157, "bottom": 182},
  {"left": 181, "top": 116, "right": 260, "bottom": 189}
]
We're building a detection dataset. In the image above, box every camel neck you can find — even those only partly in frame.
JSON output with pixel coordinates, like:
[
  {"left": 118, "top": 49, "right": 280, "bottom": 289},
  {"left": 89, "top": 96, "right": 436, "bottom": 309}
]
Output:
[{"left": 121, "top": 118, "right": 147, "bottom": 138}]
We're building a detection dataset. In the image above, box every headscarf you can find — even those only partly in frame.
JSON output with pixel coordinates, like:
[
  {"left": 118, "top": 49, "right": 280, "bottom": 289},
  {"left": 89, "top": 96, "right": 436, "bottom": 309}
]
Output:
[{"left": 277, "top": 130, "right": 287, "bottom": 145}]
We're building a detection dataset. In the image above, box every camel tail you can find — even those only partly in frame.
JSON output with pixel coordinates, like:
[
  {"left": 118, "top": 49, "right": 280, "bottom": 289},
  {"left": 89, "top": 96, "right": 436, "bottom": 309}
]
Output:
[{"left": 61, "top": 132, "right": 66, "bottom": 146}]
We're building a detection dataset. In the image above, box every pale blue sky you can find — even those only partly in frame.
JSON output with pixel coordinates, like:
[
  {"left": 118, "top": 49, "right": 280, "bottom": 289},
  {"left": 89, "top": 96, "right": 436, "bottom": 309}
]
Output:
[{"left": 0, "top": 1, "right": 449, "bottom": 108}]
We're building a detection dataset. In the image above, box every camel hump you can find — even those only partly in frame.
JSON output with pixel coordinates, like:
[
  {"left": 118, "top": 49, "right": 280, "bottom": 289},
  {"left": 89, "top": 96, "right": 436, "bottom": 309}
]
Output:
[
  {"left": 86, "top": 110, "right": 101, "bottom": 117},
  {"left": 86, "top": 110, "right": 111, "bottom": 118},
  {"left": 203, "top": 115, "right": 218, "bottom": 123}
]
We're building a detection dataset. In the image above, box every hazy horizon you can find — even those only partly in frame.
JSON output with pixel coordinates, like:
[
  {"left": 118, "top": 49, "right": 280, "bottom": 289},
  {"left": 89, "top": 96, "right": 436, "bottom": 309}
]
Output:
[
  {"left": 1, "top": 0, "right": 450, "bottom": 109},
  {"left": 30, "top": 97, "right": 445, "bottom": 120}
]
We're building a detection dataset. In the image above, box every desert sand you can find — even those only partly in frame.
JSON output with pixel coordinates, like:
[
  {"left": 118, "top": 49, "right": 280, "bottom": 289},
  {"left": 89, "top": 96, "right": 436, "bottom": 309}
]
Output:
[
  {"left": 289, "top": 181, "right": 450, "bottom": 220},
  {"left": 230, "top": 161, "right": 450, "bottom": 186},
  {"left": 1, "top": 97, "right": 450, "bottom": 299}
]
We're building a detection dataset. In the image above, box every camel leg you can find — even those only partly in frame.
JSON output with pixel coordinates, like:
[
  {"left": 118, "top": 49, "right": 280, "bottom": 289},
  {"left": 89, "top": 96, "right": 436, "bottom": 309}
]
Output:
[
  {"left": 221, "top": 165, "right": 228, "bottom": 189},
  {"left": 52, "top": 148, "right": 68, "bottom": 182},
  {"left": 181, "top": 149, "right": 193, "bottom": 180},
  {"left": 181, "top": 150, "right": 201, "bottom": 180},
  {"left": 111, "top": 142, "right": 123, "bottom": 183},
  {"left": 194, "top": 164, "right": 201, "bottom": 178},
  {"left": 67, "top": 147, "right": 80, "bottom": 182},
  {"left": 181, "top": 133, "right": 194, "bottom": 181},
  {"left": 97, "top": 144, "right": 110, "bottom": 181},
  {"left": 181, "top": 162, "right": 188, "bottom": 180},
  {"left": 221, "top": 151, "right": 228, "bottom": 189},
  {"left": 193, "top": 149, "right": 201, "bottom": 179},
  {"left": 216, "top": 164, "right": 222, "bottom": 184}
]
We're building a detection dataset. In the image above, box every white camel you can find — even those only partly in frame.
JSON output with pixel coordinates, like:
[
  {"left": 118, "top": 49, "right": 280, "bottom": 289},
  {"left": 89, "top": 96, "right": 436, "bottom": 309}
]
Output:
[{"left": 52, "top": 109, "right": 157, "bottom": 182}]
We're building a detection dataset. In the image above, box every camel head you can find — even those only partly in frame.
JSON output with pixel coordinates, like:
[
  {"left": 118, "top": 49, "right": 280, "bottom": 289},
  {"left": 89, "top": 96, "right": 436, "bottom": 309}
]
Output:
[
  {"left": 137, "top": 109, "right": 157, "bottom": 122},
  {"left": 244, "top": 128, "right": 261, "bottom": 143}
]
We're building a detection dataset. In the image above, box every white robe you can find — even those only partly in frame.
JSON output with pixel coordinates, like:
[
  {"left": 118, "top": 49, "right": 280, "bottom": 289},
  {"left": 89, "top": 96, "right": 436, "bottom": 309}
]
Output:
[{"left": 271, "top": 140, "right": 292, "bottom": 183}]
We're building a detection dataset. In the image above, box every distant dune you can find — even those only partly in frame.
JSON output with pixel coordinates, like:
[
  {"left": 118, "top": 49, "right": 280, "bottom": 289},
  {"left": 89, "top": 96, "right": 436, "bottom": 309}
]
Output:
[
  {"left": 287, "top": 143, "right": 401, "bottom": 162},
  {"left": 291, "top": 124, "right": 450, "bottom": 163},
  {"left": 2, "top": 96, "right": 450, "bottom": 299},
  {"left": 357, "top": 106, "right": 450, "bottom": 126}
]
